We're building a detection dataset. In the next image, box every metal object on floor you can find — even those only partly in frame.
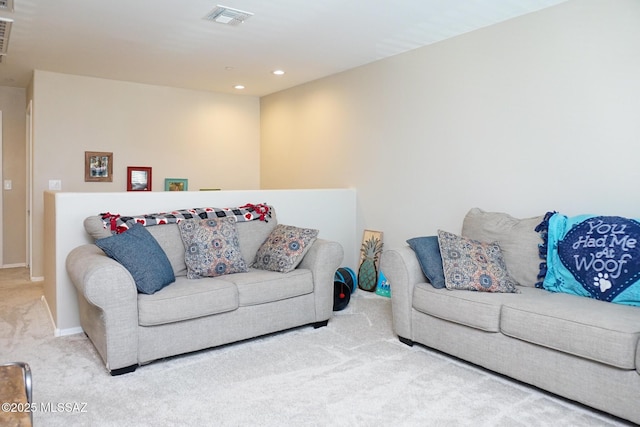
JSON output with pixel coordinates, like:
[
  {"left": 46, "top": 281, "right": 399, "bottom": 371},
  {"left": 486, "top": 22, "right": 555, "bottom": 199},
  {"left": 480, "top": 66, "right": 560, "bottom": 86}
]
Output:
[{"left": 0, "top": 362, "right": 32, "bottom": 426}]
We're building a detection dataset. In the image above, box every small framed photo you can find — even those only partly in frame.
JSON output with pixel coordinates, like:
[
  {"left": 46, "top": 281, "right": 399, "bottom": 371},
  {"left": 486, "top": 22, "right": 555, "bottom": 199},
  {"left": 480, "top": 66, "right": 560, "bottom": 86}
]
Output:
[
  {"left": 85, "top": 151, "right": 113, "bottom": 182},
  {"left": 127, "top": 166, "right": 152, "bottom": 191},
  {"left": 164, "top": 178, "right": 188, "bottom": 191}
]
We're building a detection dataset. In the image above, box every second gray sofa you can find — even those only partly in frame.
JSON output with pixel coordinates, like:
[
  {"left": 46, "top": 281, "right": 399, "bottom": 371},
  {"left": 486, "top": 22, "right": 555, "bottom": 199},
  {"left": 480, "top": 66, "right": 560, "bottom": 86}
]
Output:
[{"left": 380, "top": 208, "right": 640, "bottom": 424}]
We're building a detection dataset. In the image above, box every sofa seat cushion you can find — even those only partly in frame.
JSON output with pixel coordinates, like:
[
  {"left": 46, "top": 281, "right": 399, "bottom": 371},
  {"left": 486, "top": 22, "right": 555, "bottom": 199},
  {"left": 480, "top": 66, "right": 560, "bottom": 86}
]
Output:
[
  {"left": 221, "top": 268, "right": 314, "bottom": 307},
  {"left": 138, "top": 277, "right": 238, "bottom": 326},
  {"left": 501, "top": 291, "right": 640, "bottom": 369},
  {"left": 412, "top": 283, "right": 536, "bottom": 332}
]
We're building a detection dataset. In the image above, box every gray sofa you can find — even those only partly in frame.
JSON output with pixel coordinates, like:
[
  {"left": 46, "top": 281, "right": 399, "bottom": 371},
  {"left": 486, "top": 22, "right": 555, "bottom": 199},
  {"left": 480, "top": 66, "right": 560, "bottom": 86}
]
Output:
[
  {"left": 66, "top": 208, "right": 343, "bottom": 375},
  {"left": 380, "top": 208, "right": 640, "bottom": 424}
]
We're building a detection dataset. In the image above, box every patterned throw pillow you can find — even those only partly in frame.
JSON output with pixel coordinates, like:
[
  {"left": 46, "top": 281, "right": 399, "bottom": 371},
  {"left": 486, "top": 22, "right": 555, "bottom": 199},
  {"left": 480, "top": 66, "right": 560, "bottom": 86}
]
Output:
[
  {"left": 253, "top": 224, "right": 319, "bottom": 273},
  {"left": 437, "top": 230, "right": 519, "bottom": 293},
  {"left": 178, "top": 217, "right": 248, "bottom": 279}
]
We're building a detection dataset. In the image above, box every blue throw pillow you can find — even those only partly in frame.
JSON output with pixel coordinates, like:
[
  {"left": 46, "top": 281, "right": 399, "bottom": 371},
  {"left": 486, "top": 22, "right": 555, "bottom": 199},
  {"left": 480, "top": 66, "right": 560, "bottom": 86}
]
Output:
[
  {"left": 96, "top": 223, "right": 175, "bottom": 294},
  {"left": 541, "top": 213, "right": 640, "bottom": 306},
  {"left": 406, "top": 236, "right": 446, "bottom": 289}
]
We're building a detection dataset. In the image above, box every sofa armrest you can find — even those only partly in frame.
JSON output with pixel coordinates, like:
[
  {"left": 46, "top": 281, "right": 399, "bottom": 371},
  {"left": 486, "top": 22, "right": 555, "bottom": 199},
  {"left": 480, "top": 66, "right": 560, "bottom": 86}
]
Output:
[
  {"left": 380, "top": 246, "right": 426, "bottom": 341},
  {"left": 298, "top": 238, "right": 344, "bottom": 321},
  {"left": 66, "top": 244, "right": 139, "bottom": 372}
]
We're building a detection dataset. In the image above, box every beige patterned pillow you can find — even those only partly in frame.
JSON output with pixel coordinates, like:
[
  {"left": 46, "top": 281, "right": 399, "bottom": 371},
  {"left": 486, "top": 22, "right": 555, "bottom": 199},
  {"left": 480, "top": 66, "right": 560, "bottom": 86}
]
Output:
[
  {"left": 178, "top": 217, "right": 248, "bottom": 279},
  {"left": 437, "top": 230, "right": 519, "bottom": 293},
  {"left": 252, "top": 224, "right": 319, "bottom": 273}
]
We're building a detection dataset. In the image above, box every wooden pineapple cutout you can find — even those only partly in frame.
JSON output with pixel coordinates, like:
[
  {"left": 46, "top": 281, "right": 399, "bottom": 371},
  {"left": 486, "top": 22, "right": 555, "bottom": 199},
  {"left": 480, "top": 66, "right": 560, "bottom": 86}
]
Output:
[{"left": 358, "top": 230, "right": 383, "bottom": 291}]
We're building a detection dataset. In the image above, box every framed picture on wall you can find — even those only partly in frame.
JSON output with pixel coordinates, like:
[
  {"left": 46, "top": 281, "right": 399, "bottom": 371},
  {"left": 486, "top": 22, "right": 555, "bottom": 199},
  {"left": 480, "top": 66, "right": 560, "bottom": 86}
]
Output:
[
  {"left": 164, "top": 178, "right": 188, "bottom": 191},
  {"left": 127, "top": 166, "right": 152, "bottom": 191},
  {"left": 84, "top": 151, "right": 113, "bottom": 182}
]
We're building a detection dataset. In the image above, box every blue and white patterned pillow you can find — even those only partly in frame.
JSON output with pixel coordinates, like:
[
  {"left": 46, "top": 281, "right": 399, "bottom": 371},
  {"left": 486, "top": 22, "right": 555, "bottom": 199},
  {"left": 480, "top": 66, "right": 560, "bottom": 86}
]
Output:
[
  {"left": 437, "top": 230, "right": 519, "bottom": 293},
  {"left": 252, "top": 224, "right": 319, "bottom": 273},
  {"left": 541, "top": 213, "right": 640, "bottom": 306},
  {"left": 178, "top": 217, "right": 248, "bottom": 279}
]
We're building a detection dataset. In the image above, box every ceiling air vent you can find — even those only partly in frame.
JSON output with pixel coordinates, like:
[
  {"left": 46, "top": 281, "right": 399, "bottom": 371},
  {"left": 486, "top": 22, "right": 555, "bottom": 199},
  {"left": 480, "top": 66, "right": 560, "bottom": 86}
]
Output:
[
  {"left": 203, "top": 5, "right": 253, "bottom": 26},
  {"left": 0, "top": 0, "right": 14, "bottom": 12},
  {"left": 0, "top": 17, "right": 13, "bottom": 55}
]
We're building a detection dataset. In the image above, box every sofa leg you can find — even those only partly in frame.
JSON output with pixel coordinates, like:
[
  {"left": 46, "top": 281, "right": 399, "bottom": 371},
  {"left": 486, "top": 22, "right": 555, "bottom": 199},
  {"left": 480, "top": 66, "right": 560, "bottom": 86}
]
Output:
[
  {"left": 110, "top": 364, "right": 138, "bottom": 376},
  {"left": 399, "top": 336, "right": 414, "bottom": 347},
  {"left": 313, "top": 320, "right": 329, "bottom": 329}
]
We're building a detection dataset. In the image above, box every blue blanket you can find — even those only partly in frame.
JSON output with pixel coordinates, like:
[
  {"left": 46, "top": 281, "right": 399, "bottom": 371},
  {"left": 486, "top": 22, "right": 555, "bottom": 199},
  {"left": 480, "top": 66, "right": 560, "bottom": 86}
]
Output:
[{"left": 540, "top": 213, "right": 640, "bottom": 306}]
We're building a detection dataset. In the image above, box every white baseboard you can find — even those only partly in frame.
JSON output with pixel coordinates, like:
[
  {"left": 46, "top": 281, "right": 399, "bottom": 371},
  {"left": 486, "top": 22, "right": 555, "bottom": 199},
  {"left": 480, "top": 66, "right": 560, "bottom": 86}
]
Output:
[
  {"left": 41, "top": 295, "right": 83, "bottom": 337},
  {"left": 40, "top": 295, "right": 56, "bottom": 333},
  {"left": 31, "top": 276, "right": 44, "bottom": 282},
  {"left": 1, "top": 263, "right": 27, "bottom": 268},
  {"left": 55, "top": 326, "right": 84, "bottom": 337}
]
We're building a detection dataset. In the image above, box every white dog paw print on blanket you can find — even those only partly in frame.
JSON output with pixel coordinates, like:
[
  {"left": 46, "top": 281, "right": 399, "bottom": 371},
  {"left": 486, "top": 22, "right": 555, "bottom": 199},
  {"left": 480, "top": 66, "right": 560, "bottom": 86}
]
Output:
[{"left": 594, "top": 272, "right": 612, "bottom": 293}]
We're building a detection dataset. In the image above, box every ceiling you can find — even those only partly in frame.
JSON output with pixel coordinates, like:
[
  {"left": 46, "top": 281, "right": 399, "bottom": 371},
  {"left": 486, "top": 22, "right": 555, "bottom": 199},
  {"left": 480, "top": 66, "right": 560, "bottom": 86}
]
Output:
[{"left": 0, "top": 0, "right": 568, "bottom": 97}]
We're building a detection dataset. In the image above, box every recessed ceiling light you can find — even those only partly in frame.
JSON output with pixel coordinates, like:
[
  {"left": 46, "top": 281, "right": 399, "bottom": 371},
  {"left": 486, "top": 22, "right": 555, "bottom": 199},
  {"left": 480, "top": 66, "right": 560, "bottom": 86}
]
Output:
[
  {"left": 272, "top": 70, "right": 285, "bottom": 76},
  {"left": 203, "top": 5, "right": 254, "bottom": 26},
  {"left": 234, "top": 85, "right": 245, "bottom": 90}
]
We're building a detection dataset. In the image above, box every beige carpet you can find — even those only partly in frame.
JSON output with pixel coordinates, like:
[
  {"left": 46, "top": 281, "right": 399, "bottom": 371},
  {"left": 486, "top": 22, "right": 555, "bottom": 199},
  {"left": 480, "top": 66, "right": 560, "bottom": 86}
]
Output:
[{"left": 0, "top": 268, "right": 631, "bottom": 426}]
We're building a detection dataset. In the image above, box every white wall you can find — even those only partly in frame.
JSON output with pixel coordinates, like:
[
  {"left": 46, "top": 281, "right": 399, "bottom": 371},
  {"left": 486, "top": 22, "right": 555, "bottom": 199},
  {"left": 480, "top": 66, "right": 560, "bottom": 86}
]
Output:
[
  {"left": 260, "top": 0, "right": 640, "bottom": 250},
  {"left": 32, "top": 71, "right": 261, "bottom": 278},
  {"left": 45, "top": 188, "right": 356, "bottom": 334},
  {"left": 0, "top": 86, "right": 27, "bottom": 266}
]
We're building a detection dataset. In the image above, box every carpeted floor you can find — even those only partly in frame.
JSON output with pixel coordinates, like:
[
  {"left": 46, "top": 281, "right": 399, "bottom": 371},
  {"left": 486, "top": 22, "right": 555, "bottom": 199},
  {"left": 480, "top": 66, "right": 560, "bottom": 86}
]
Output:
[{"left": 0, "top": 267, "right": 632, "bottom": 426}]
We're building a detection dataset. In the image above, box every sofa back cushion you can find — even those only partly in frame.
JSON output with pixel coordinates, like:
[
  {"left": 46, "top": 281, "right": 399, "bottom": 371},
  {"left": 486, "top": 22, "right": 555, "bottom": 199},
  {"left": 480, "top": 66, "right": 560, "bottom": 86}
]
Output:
[
  {"left": 236, "top": 211, "right": 278, "bottom": 264},
  {"left": 461, "top": 208, "right": 544, "bottom": 287},
  {"left": 147, "top": 224, "right": 189, "bottom": 277},
  {"left": 83, "top": 209, "right": 278, "bottom": 277}
]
